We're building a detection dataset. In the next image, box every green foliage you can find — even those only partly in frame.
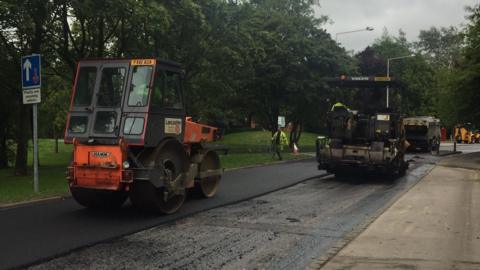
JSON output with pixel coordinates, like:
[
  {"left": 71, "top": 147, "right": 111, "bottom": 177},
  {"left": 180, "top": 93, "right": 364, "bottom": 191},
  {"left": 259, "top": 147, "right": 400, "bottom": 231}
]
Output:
[
  {"left": 2, "top": 0, "right": 479, "bottom": 171},
  {"left": 412, "top": 5, "right": 480, "bottom": 129},
  {"left": 451, "top": 4, "right": 480, "bottom": 127},
  {"left": 413, "top": 26, "right": 464, "bottom": 127},
  {"left": 416, "top": 26, "right": 463, "bottom": 68},
  {"left": 355, "top": 30, "right": 437, "bottom": 117},
  {"left": 235, "top": 0, "right": 354, "bottom": 133}
]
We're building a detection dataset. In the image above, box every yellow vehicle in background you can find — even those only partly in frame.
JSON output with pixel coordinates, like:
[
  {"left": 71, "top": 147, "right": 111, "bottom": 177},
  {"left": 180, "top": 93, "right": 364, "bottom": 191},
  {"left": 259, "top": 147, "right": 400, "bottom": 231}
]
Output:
[
  {"left": 473, "top": 131, "right": 480, "bottom": 143},
  {"left": 454, "top": 123, "right": 478, "bottom": 144}
]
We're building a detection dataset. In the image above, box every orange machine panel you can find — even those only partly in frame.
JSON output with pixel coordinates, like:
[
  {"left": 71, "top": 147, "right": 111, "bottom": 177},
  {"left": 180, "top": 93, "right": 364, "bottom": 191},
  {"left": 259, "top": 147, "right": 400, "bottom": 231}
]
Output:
[
  {"left": 71, "top": 142, "right": 126, "bottom": 190},
  {"left": 184, "top": 117, "right": 218, "bottom": 144}
]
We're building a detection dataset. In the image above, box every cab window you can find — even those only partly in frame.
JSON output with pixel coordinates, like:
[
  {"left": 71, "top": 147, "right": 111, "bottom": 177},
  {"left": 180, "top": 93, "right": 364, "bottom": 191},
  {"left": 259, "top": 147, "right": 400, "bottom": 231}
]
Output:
[
  {"left": 73, "top": 67, "right": 97, "bottom": 106},
  {"left": 152, "top": 70, "right": 183, "bottom": 109},
  {"left": 123, "top": 117, "right": 145, "bottom": 135},
  {"left": 96, "top": 67, "right": 126, "bottom": 107},
  {"left": 94, "top": 111, "right": 117, "bottom": 134},
  {"left": 68, "top": 116, "right": 88, "bottom": 134},
  {"left": 128, "top": 66, "right": 153, "bottom": 107}
]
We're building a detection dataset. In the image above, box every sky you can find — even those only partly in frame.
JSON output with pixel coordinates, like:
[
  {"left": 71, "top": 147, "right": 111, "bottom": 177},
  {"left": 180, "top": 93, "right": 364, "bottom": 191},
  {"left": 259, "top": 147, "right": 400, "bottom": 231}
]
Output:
[{"left": 315, "top": 0, "right": 480, "bottom": 52}]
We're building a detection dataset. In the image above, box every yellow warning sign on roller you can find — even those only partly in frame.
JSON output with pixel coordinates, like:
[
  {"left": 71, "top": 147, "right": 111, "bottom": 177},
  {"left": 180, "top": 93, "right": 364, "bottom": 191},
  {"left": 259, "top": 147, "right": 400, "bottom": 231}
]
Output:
[{"left": 131, "top": 59, "right": 156, "bottom": 66}]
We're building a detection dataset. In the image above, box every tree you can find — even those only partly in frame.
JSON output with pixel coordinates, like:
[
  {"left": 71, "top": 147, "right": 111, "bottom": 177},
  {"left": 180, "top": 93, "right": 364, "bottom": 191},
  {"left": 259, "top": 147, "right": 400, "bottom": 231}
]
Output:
[
  {"left": 0, "top": 0, "right": 56, "bottom": 175},
  {"left": 356, "top": 30, "right": 436, "bottom": 116},
  {"left": 237, "top": 0, "right": 352, "bottom": 143},
  {"left": 415, "top": 26, "right": 462, "bottom": 69},
  {"left": 0, "top": 0, "right": 359, "bottom": 165},
  {"left": 414, "top": 26, "right": 464, "bottom": 127},
  {"left": 450, "top": 4, "right": 480, "bottom": 126},
  {"left": 0, "top": 42, "right": 17, "bottom": 168}
]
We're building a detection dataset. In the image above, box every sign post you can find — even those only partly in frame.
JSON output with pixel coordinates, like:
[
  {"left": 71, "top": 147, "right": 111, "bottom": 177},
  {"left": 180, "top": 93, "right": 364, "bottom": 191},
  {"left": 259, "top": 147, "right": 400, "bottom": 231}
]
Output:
[
  {"left": 453, "top": 128, "right": 457, "bottom": 153},
  {"left": 21, "top": 54, "right": 41, "bottom": 193}
]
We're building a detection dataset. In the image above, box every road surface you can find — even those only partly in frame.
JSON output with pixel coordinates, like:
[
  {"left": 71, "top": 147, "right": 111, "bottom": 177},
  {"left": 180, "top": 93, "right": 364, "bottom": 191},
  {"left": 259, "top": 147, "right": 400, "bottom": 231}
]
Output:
[
  {"left": 27, "top": 153, "right": 439, "bottom": 270},
  {"left": 0, "top": 159, "right": 322, "bottom": 270}
]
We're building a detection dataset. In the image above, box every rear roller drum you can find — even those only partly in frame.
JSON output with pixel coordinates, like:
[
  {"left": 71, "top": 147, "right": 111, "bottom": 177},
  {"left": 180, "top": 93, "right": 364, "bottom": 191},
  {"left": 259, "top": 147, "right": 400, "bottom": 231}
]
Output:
[
  {"left": 195, "top": 151, "right": 221, "bottom": 198},
  {"left": 130, "top": 140, "right": 188, "bottom": 214},
  {"left": 70, "top": 187, "right": 128, "bottom": 209}
]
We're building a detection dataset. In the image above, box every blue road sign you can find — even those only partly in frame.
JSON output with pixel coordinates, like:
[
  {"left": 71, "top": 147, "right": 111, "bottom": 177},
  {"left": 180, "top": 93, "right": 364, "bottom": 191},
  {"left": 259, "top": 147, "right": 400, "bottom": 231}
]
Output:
[{"left": 21, "top": 54, "right": 41, "bottom": 89}]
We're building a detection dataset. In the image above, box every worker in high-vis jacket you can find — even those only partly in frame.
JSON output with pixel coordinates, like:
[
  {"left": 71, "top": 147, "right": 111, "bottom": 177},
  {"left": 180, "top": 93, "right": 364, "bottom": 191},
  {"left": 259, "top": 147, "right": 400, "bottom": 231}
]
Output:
[{"left": 272, "top": 127, "right": 289, "bottom": 160}]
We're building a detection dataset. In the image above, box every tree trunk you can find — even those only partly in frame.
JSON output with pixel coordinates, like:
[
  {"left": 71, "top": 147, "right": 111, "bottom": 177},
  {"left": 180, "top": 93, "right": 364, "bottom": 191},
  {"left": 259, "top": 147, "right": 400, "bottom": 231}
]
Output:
[
  {"left": 289, "top": 122, "right": 303, "bottom": 148},
  {"left": 0, "top": 124, "right": 8, "bottom": 168},
  {"left": 61, "top": 2, "right": 74, "bottom": 71},
  {"left": 54, "top": 125, "right": 58, "bottom": 154},
  {"left": 270, "top": 106, "right": 279, "bottom": 135},
  {"left": 118, "top": 16, "right": 125, "bottom": 57},
  {"left": 96, "top": 16, "right": 105, "bottom": 57}
]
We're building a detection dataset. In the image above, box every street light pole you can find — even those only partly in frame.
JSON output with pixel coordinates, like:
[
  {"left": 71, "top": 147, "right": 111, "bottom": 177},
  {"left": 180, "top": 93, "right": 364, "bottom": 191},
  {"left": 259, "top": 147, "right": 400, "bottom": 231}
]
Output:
[
  {"left": 386, "top": 54, "right": 415, "bottom": 108},
  {"left": 387, "top": 58, "right": 391, "bottom": 109},
  {"left": 335, "top": 26, "right": 374, "bottom": 41}
]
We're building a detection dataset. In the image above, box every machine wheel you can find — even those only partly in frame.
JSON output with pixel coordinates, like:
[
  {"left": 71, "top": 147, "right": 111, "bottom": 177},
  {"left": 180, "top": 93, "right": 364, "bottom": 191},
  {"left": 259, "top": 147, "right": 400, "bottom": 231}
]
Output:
[
  {"left": 130, "top": 181, "right": 186, "bottom": 214},
  {"left": 426, "top": 140, "right": 433, "bottom": 152},
  {"left": 130, "top": 140, "right": 188, "bottom": 214},
  {"left": 433, "top": 138, "right": 440, "bottom": 154},
  {"left": 397, "top": 161, "right": 408, "bottom": 176},
  {"left": 333, "top": 170, "right": 352, "bottom": 179},
  {"left": 70, "top": 187, "right": 128, "bottom": 209},
  {"left": 195, "top": 151, "right": 221, "bottom": 198}
]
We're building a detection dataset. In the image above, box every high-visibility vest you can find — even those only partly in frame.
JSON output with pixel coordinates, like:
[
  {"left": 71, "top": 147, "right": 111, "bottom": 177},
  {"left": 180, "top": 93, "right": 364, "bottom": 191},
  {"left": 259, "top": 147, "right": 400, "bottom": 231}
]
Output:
[{"left": 272, "top": 131, "right": 288, "bottom": 146}]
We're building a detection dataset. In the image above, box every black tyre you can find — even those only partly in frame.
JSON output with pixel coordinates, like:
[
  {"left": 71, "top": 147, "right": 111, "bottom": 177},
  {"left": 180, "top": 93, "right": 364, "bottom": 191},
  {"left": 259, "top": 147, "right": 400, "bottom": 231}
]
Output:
[
  {"left": 426, "top": 140, "right": 433, "bottom": 153},
  {"left": 397, "top": 161, "right": 408, "bottom": 176},
  {"left": 434, "top": 140, "right": 440, "bottom": 154},
  {"left": 195, "top": 151, "right": 221, "bottom": 198},
  {"left": 70, "top": 187, "right": 128, "bottom": 209},
  {"left": 334, "top": 170, "right": 352, "bottom": 179}
]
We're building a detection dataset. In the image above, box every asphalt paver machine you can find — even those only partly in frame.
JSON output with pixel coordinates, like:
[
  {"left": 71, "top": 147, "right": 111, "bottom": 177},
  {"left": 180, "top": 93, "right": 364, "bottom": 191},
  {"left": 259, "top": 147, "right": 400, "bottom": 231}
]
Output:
[
  {"left": 65, "top": 58, "right": 224, "bottom": 214},
  {"left": 316, "top": 76, "right": 409, "bottom": 177}
]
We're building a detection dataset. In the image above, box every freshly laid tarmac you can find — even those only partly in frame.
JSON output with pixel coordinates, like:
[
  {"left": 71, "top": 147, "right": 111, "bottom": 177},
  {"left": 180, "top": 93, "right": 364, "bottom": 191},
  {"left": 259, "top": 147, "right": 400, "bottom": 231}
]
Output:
[{"left": 317, "top": 152, "right": 480, "bottom": 270}]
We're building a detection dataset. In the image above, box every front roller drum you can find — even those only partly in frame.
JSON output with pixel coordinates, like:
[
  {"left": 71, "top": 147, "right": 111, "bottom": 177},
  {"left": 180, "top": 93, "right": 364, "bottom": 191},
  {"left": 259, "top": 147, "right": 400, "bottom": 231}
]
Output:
[
  {"left": 195, "top": 151, "right": 222, "bottom": 198},
  {"left": 70, "top": 187, "right": 128, "bottom": 209},
  {"left": 129, "top": 181, "right": 186, "bottom": 214},
  {"left": 130, "top": 140, "right": 189, "bottom": 214}
]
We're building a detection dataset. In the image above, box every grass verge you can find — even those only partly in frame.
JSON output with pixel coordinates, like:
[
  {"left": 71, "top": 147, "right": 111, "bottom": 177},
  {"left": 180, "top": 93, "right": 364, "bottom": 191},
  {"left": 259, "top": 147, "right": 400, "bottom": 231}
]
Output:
[
  {"left": 0, "top": 137, "right": 312, "bottom": 206},
  {"left": 0, "top": 139, "right": 72, "bottom": 205},
  {"left": 222, "top": 130, "right": 319, "bottom": 146}
]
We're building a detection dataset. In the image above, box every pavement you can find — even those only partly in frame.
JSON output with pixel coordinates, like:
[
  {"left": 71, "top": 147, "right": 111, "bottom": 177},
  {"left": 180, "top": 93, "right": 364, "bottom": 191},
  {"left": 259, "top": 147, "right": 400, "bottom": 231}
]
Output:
[
  {"left": 440, "top": 142, "right": 479, "bottom": 154},
  {"left": 316, "top": 151, "right": 480, "bottom": 270},
  {"left": 0, "top": 158, "right": 324, "bottom": 270}
]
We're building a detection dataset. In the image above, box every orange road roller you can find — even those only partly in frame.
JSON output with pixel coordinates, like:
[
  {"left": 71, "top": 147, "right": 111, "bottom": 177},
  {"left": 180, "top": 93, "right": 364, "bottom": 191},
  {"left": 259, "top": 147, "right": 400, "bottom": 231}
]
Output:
[{"left": 65, "top": 58, "right": 225, "bottom": 214}]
